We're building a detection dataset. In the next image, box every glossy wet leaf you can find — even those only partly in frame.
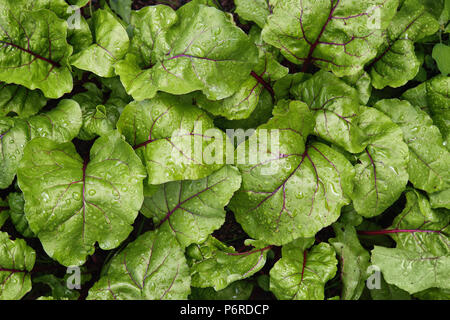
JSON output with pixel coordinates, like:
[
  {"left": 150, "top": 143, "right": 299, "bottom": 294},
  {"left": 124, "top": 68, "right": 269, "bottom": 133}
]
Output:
[
  {"left": 0, "top": 99, "right": 82, "bottom": 189},
  {"left": 262, "top": 0, "right": 398, "bottom": 76},
  {"left": 352, "top": 107, "right": 409, "bottom": 217},
  {"left": 369, "top": 0, "right": 440, "bottom": 89},
  {"left": 117, "top": 94, "right": 231, "bottom": 185},
  {"left": 17, "top": 131, "right": 146, "bottom": 266},
  {"left": 375, "top": 99, "right": 449, "bottom": 194},
  {"left": 330, "top": 223, "right": 370, "bottom": 300},
  {"left": 7, "top": 192, "right": 34, "bottom": 238},
  {"left": 292, "top": 70, "right": 369, "bottom": 153},
  {"left": 188, "top": 237, "right": 270, "bottom": 290},
  {"left": 371, "top": 190, "right": 450, "bottom": 294},
  {"left": 0, "top": 7, "right": 73, "bottom": 98},
  {"left": 141, "top": 165, "right": 242, "bottom": 248},
  {"left": 71, "top": 9, "right": 130, "bottom": 78},
  {"left": 229, "top": 101, "right": 355, "bottom": 245},
  {"left": 0, "top": 232, "right": 36, "bottom": 300},
  {"left": 0, "top": 83, "right": 47, "bottom": 118},
  {"left": 88, "top": 229, "right": 190, "bottom": 300},
  {"left": 115, "top": 3, "right": 258, "bottom": 101},
  {"left": 269, "top": 242, "right": 337, "bottom": 300}
]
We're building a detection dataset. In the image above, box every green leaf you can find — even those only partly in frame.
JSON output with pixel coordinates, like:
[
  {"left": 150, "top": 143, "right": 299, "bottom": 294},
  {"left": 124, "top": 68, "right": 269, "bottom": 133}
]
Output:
[
  {"left": 194, "top": 27, "right": 288, "bottom": 120},
  {"left": 229, "top": 101, "right": 355, "bottom": 245},
  {"left": 269, "top": 242, "right": 337, "bottom": 300},
  {"left": 351, "top": 107, "right": 409, "bottom": 217},
  {"left": 330, "top": 223, "right": 371, "bottom": 300},
  {"left": 110, "top": 0, "right": 132, "bottom": 23},
  {"left": 141, "top": 165, "right": 242, "bottom": 248},
  {"left": 0, "top": 199, "right": 8, "bottom": 228},
  {"left": 369, "top": 274, "right": 411, "bottom": 300},
  {"left": 292, "top": 70, "right": 369, "bottom": 153},
  {"left": 235, "top": 0, "right": 271, "bottom": 28},
  {"left": 262, "top": 0, "right": 399, "bottom": 76},
  {"left": 429, "top": 189, "right": 450, "bottom": 209},
  {"left": 71, "top": 9, "right": 130, "bottom": 77},
  {"left": 0, "top": 83, "right": 47, "bottom": 118},
  {"left": 17, "top": 131, "right": 146, "bottom": 266},
  {"left": 371, "top": 190, "right": 450, "bottom": 294},
  {"left": 214, "top": 90, "right": 274, "bottom": 131},
  {"left": 72, "top": 82, "right": 126, "bottom": 141},
  {"left": 0, "top": 99, "right": 82, "bottom": 189},
  {"left": 342, "top": 70, "right": 372, "bottom": 105},
  {"left": 0, "top": 8, "right": 73, "bottom": 98},
  {"left": 427, "top": 76, "right": 450, "bottom": 151},
  {"left": 88, "top": 229, "right": 191, "bottom": 300},
  {"left": 115, "top": 4, "right": 258, "bottom": 101},
  {"left": 33, "top": 274, "right": 79, "bottom": 300},
  {"left": 7, "top": 192, "right": 34, "bottom": 238},
  {"left": 432, "top": 44, "right": 450, "bottom": 76},
  {"left": 0, "top": 232, "right": 36, "bottom": 300},
  {"left": 117, "top": 94, "right": 231, "bottom": 185},
  {"left": 188, "top": 237, "right": 270, "bottom": 290},
  {"left": 368, "top": 0, "right": 440, "bottom": 89},
  {"left": 189, "top": 281, "right": 254, "bottom": 300},
  {"left": 375, "top": 99, "right": 450, "bottom": 195}
]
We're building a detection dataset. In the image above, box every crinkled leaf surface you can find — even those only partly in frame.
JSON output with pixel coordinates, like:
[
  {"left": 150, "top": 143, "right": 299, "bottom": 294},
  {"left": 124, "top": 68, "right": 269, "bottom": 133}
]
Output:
[
  {"left": 72, "top": 82, "right": 126, "bottom": 141},
  {"left": 117, "top": 94, "right": 231, "bottom": 185},
  {"left": 71, "top": 9, "right": 129, "bottom": 78},
  {"left": 269, "top": 242, "right": 337, "bottom": 300},
  {"left": 115, "top": 3, "right": 258, "bottom": 101},
  {"left": 330, "top": 223, "right": 370, "bottom": 300},
  {"left": 351, "top": 107, "right": 409, "bottom": 217},
  {"left": 371, "top": 190, "right": 450, "bottom": 294},
  {"left": 0, "top": 99, "right": 82, "bottom": 189},
  {"left": 368, "top": 0, "right": 440, "bottom": 89},
  {"left": 195, "top": 27, "right": 288, "bottom": 120},
  {"left": 88, "top": 229, "right": 190, "bottom": 300},
  {"left": 229, "top": 101, "right": 355, "bottom": 245},
  {"left": 0, "top": 6, "right": 73, "bottom": 98},
  {"left": 375, "top": 99, "right": 449, "bottom": 194},
  {"left": 292, "top": 70, "right": 369, "bottom": 153},
  {"left": 0, "top": 83, "right": 47, "bottom": 118},
  {"left": 262, "top": 0, "right": 398, "bottom": 76},
  {"left": 0, "top": 232, "right": 36, "bottom": 300},
  {"left": 141, "top": 165, "right": 241, "bottom": 248},
  {"left": 17, "top": 131, "right": 146, "bottom": 266},
  {"left": 188, "top": 237, "right": 270, "bottom": 290}
]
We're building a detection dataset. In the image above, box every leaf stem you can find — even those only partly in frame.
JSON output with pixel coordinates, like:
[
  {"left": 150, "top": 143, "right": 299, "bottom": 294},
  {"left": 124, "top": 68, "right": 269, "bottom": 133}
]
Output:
[
  {"left": 250, "top": 71, "right": 275, "bottom": 101},
  {"left": 226, "top": 245, "right": 273, "bottom": 257}
]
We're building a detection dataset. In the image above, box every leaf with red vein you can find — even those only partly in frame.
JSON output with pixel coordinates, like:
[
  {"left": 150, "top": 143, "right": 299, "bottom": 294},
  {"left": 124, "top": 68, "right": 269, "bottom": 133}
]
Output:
[
  {"left": 0, "top": 7, "right": 73, "bottom": 98},
  {"left": 141, "top": 165, "right": 241, "bottom": 248},
  {"left": 229, "top": 101, "right": 355, "bottom": 245},
  {"left": 87, "top": 229, "right": 190, "bottom": 300},
  {"left": 17, "top": 131, "right": 146, "bottom": 267},
  {"left": 115, "top": 3, "right": 258, "bottom": 101},
  {"left": 0, "top": 232, "right": 35, "bottom": 300},
  {"left": 262, "top": 0, "right": 399, "bottom": 77},
  {"left": 292, "top": 70, "right": 369, "bottom": 153},
  {"left": 352, "top": 107, "right": 409, "bottom": 218},
  {"left": 270, "top": 242, "right": 337, "bottom": 300},
  {"left": 188, "top": 236, "right": 270, "bottom": 290},
  {"left": 117, "top": 93, "right": 232, "bottom": 185}
]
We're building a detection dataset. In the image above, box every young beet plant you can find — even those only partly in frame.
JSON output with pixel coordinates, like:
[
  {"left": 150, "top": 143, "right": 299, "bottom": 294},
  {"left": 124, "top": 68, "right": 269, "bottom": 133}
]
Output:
[{"left": 0, "top": 0, "right": 449, "bottom": 301}]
